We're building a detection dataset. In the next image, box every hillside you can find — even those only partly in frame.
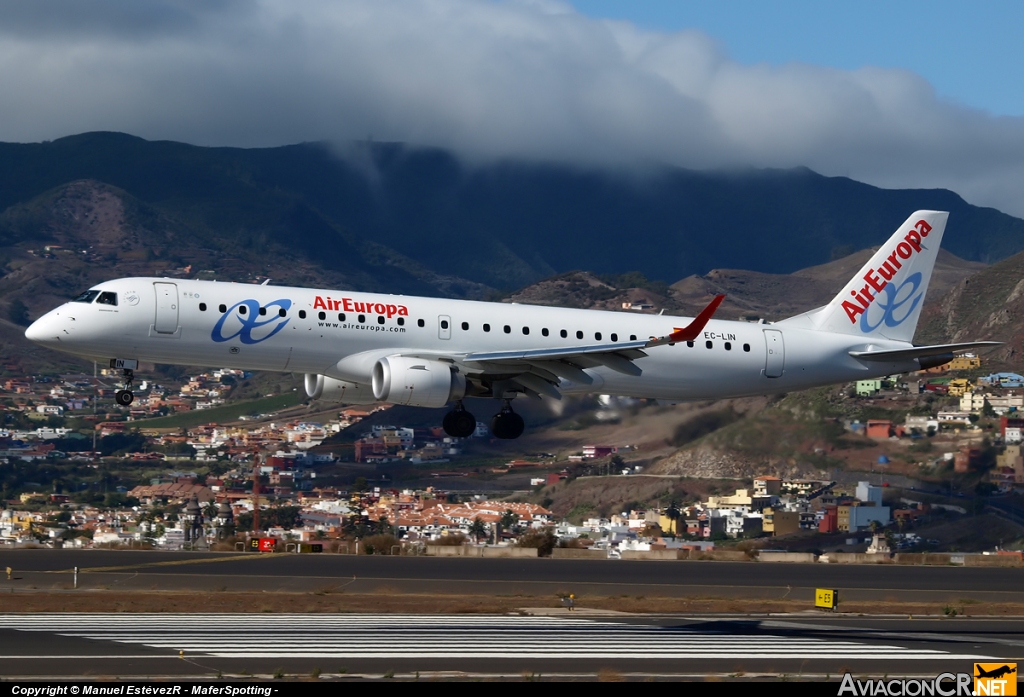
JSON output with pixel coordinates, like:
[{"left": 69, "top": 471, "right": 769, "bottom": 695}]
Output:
[
  {"left": 1, "top": 132, "right": 1022, "bottom": 296},
  {"left": 504, "top": 248, "right": 985, "bottom": 325},
  {"left": 917, "top": 246, "right": 1024, "bottom": 362}
]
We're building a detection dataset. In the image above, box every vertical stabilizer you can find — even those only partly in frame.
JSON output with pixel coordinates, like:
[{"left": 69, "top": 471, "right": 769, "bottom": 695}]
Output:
[{"left": 808, "top": 211, "right": 948, "bottom": 343}]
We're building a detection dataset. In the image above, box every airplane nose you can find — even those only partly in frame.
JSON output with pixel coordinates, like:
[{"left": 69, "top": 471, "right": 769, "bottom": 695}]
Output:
[{"left": 25, "top": 313, "right": 62, "bottom": 345}]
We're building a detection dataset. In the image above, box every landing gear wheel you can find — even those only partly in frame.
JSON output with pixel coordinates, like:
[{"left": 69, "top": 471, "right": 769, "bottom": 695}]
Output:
[
  {"left": 490, "top": 401, "right": 525, "bottom": 440},
  {"left": 443, "top": 404, "right": 477, "bottom": 438},
  {"left": 115, "top": 367, "right": 136, "bottom": 407}
]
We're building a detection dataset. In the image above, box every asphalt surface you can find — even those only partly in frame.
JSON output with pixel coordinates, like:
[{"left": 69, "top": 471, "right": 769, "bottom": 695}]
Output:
[
  {"left": 0, "top": 612, "right": 1020, "bottom": 679},
  {"left": 1, "top": 550, "right": 1022, "bottom": 679},
  {"left": 1, "top": 549, "right": 1023, "bottom": 603}
]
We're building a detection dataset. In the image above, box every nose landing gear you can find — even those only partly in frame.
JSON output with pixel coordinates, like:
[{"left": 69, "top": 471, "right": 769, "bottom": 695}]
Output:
[
  {"left": 442, "top": 401, "right": 477, "bottom": 438},
  {"left": 115, "top": 368, "right": 135, "bottom": 406},
  {"left": 490, "top": 400, "right": 525, "bottom": 440}
]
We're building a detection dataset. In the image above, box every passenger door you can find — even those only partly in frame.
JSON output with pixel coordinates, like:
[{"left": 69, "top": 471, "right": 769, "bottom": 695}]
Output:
[
  {"left": 763, "top": 329, "right": 784, "bottom": 378},
  {"left": 153, "top": 282, "right": 179, "bottom": 334}
]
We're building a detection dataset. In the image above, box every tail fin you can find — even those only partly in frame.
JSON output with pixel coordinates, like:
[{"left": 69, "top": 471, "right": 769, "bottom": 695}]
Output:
[{"left": 809, "top": 210, "right": 948, "bottom": 342}]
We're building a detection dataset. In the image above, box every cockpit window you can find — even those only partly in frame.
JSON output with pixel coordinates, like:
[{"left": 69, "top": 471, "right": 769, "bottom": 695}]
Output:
[
  {"left": 96, "top": 292, "right": 118, "bottom": 306},
  {"left": 72, "top": 290, "right": 100, "bottom": 304}
]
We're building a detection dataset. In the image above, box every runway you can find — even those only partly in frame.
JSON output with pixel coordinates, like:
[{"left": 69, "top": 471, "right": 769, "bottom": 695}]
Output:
[
  {"left": 0, "top": 612, "right": 1019, "bottom": 679},
  {"left": 2, "top": 549, "right": 1023, "bottom": 604}
]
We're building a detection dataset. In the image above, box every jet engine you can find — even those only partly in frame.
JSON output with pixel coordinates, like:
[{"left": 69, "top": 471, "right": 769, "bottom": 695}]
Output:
[
  {"left": 303, "top": 373, "right": 377, "bottom": 404},
  {"left": 371, "top": 356, "right": 466, "bottom": 408}
]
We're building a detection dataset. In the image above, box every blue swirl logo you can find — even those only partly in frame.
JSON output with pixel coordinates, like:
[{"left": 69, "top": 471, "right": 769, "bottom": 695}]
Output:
[
  {"left": 860, "top": 272, "right": 923, "bottom": 333},
  {"left": 212, "top": 299, "right": 292, "bottom": 344}
]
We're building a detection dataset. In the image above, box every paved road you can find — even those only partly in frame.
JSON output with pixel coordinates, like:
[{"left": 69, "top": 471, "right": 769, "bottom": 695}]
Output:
[
  {"left": 1, "top": 549, "right": 1022, "bottom": 603},
  {"left": 0, "top": 612, "right": 1019, "bottom": 679}
]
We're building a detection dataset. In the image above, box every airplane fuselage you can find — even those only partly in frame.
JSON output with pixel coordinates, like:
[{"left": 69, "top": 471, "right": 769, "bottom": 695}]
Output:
[{"left": 25, "top": 276, "right": 918, "bottom": 402}]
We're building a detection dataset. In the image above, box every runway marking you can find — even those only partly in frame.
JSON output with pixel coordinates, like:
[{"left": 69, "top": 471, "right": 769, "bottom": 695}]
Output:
[
  {"left": 0, "top": 614, "right": 994, "bottom": 660},
  {"left": 45, "top": 554, "right": 284, "bottom": 574}
]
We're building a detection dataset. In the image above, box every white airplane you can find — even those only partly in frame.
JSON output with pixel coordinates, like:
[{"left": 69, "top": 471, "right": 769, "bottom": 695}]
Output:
[{"left": 25, "top": 210, "right": 996, "bottom": 439}]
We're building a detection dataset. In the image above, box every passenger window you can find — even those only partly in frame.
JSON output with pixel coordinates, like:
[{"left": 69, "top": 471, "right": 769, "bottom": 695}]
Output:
[
  {"left": 279, "top": 308, "right": 287, "bottom": 318},
  {"left": 725, "top": 342, "right": 732, "bottom": 351},
  {"left": 219, "top": 304, "right": 227, "bottom": 313},
  {"left": 359, "top": 315, "right": 366, "bottom": 323},
  {"left": 611, "top": 333, "right": 617, "bottom": 342},
  {"left": 199, "top": 303, "right": 207, "bottom": 312},
  {"left": 595, "top": 332, "right": 602, "bottom": 341},
  {"left": 441, "top": 320, "right": 449, "bottom": 329},
  {"left": 576, "top": 331, "right": 583, "bottom": 339},
  {"left": 743, "top": 343, "right": 751, "bottom": 352},
  {"left": 239, "top": 306, "right": 247, "bottom": 315},
  {"left": 461, "top": 322, "right": 469, "bottom": 330},
  {"left": 259, "top": 307, "right": 267, "bottom": 316},
  {"left": 560, "top": 330, "right": 567, "bottom": 338},
  {"left": 377, "top": 316, "right": 385, "bottom": 325},
  {"left": 483, "top": 323, "right": 491, "bottom": 332},
  {"left": 706, "top": 340, "right": 713, "bottom": 349},
  {"left": 418, "top": 319, "right": 425, "bottom": 327},
  {"left": 686, "top": 341, "right": 694, "bottom": 348},
  {"left": 504, "top": 325, "right": 511, "bottom": 334},
  {"left": 72, "top": 290, "right": 100, "bottom": 304},
  {"left": 299, "top": 310, "right": 306, "bottom": 319},
  {"left": 96, "top": 292, "right": 118, "bottom": 306},
  {"left": 542, "top": 328, "right": 549, "bottom": 337},
  {"left": 522, "top": 327, "right": 530, "bottom": 335},
  {"left": 397, "top": 317, "right": 405, "bottom": 326},
  {"left": 338, "top": 313, "right": 345, "bottom": 322},
  {"left": 318, "top": 311, "right": 326, "bottom": 320},
  {"left": 630, "top": 335, "right": 637, "bottom": 341}
]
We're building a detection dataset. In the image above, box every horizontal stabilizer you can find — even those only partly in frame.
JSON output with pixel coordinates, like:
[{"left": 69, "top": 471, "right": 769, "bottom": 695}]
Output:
[{"left": 849, "top": 341, "right": 1002, "bottom": 361}]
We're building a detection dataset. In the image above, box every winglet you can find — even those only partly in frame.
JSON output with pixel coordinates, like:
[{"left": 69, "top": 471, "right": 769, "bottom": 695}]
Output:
[{"left": 646, "top": 295, "right": 725, "bottom": 347}]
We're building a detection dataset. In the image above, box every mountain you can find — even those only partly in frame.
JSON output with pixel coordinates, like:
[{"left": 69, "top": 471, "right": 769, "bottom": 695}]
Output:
[
  {"left": 917, "top": 247, "right": 1024, "bottom": 363},
  {"left": 1, "top": 132, "right": 1023, "bottom": 296},
  {"left": 503, "top": 250, "right": 985, "bottom": 324}
]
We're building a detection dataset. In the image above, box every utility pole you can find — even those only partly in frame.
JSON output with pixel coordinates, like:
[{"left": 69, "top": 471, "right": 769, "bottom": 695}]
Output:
[
  {"left": 92, "top": 361, "right": 98, "bottom": 459},
  {"left": 252, "top": 449, "right": 262, "bottom": 534}
]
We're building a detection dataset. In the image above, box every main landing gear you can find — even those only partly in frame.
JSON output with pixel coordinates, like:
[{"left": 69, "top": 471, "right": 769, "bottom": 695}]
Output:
[
  {"left": 115, "top": 368, "right": 135, "bottom": 407},
  {"left": 490, "top": 400, "right": 524, "bottom": 440},
  {"left": 442, "top": 400, "right": 525, "bottom": 439},
  {"left": 442, "top": 401, "right": 477, "bottom": 439}
]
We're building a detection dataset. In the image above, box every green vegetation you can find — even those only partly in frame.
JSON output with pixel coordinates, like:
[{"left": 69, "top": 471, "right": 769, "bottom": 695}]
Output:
[
  {"left": 597, "top": 271, "right": 671, "bottom": 297},
  {"left": 138, "top": 392, "right": 302, "bottom": 429}
]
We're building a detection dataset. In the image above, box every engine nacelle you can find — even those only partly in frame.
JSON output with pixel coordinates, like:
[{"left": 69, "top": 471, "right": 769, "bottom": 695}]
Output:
[
  {"left": 371, "top": 356, "right": 466, "bottom": 408},
  {"left": 303, "top": 373, "right": 377, "bottom": 405}
]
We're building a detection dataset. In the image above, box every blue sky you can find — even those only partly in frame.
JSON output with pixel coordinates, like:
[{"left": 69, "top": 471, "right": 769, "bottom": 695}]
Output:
[{"left": 571, "top": 0, "right": 1024, "bottom": 116}]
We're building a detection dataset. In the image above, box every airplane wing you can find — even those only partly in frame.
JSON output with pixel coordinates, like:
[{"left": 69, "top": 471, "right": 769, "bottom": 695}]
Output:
[
  {"left": 457, "top": 295, "right": 726, "bottom": 399},
  {"left": 849, "top": 341, "right": 1002, "bottom": 361}
]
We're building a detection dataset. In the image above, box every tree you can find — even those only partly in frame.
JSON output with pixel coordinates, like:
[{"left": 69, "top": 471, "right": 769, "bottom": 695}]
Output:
[
  {"left": 469, "top": 517, "right": 488, "bottom": 542},
  {"left": 7, "top": 299, "right": 29, "bottom": 326},
  {"left": 517, "top": 528, "right": 557, "bottom": 557},
  {"left": 500, "top": 510, "right": 520, "bottom": 531},
  {"left": 664, "top": 500, "right": 681, "bottom": 537}
]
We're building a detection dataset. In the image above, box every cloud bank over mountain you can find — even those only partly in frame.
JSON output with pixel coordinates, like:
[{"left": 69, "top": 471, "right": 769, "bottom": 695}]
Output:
[{"left": 1, "top": 0, "right": 1022, "bottom": 215}]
